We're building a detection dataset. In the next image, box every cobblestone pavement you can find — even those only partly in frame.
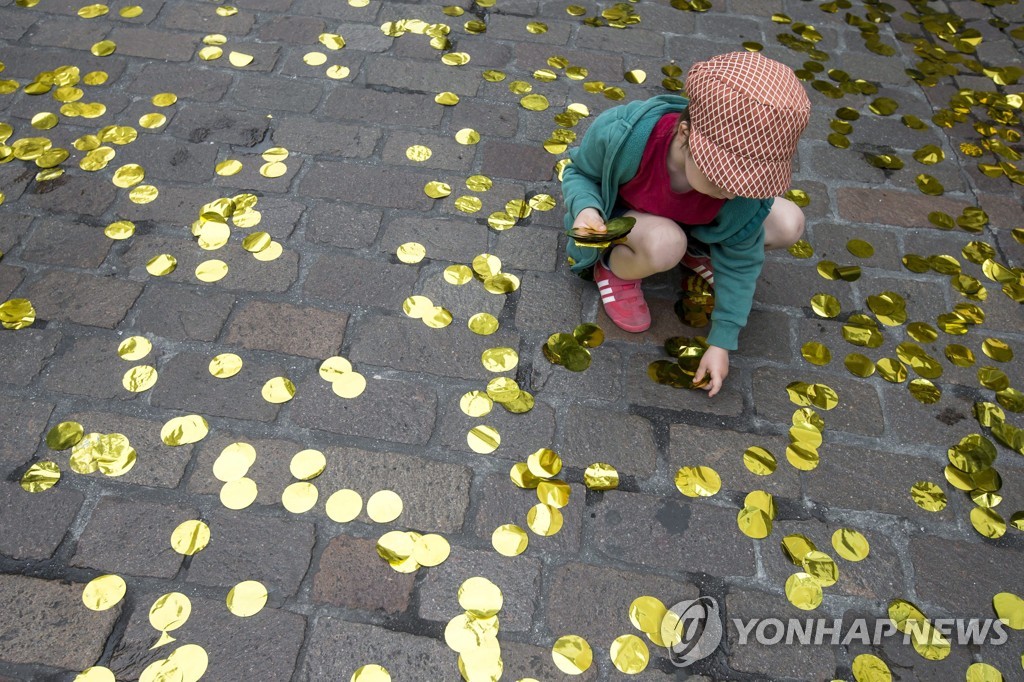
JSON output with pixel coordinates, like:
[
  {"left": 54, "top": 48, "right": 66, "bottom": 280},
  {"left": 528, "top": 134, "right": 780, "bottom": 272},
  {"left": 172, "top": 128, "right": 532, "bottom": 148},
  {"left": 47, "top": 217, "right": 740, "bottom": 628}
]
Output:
[{"left": 2, "top": 0, "right": 1024, "bottom": 679}]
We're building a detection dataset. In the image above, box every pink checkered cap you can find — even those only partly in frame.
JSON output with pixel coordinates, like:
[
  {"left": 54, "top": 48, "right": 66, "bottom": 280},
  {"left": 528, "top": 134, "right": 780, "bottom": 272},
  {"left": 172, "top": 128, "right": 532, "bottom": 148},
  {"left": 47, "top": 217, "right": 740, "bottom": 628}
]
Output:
[{"left": 686, "top": 52, "right": 811, "bottom": 199}]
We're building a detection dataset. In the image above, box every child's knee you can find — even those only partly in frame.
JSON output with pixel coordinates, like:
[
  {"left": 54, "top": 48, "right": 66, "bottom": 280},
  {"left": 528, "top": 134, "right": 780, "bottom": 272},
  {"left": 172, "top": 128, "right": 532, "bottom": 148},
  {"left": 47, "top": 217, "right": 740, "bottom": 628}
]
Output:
[
  {"left": 771, "top": 202, "right": 805, "bottom": 247},
  {"left": 645, "top": 223, "right": 687, "bottom": 271}
]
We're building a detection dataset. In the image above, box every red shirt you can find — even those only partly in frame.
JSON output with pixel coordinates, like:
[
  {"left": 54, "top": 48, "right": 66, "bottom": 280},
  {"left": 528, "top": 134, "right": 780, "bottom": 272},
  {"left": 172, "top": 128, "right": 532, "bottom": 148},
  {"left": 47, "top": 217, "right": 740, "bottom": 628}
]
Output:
[{"left": 618, "top": 113, "right": 726, "bottom": 226}]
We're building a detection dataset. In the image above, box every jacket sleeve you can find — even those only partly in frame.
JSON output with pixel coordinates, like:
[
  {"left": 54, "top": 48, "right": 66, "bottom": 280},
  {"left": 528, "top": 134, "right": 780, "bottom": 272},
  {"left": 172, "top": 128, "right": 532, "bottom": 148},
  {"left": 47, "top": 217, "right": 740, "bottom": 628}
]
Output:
[
  {"left": 703, "top": 219, "right": 766, "bottom": 351},
  {"left": 561, "top": 114, "right": 619, "bottom": 222}
]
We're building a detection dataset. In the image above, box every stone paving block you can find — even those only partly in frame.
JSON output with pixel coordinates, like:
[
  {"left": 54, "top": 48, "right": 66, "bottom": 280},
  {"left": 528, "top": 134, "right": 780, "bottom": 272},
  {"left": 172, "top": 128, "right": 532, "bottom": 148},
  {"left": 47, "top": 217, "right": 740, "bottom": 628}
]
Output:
[
  {"left": 837, "top": 188, "right": 968, "bottom": 229},
  {"left": 67, "top": 409, "right": 196, "bottom": 489},
  {"left": 697, "top": 12, "right": 765, "bottom": 40},
  {"left": 668, "top": 424, "right": 802, "bottom": 501},
  {"left": 417, "top": 544, "right": 543, "bottom": 632},
  {"left": 762, "top": 519, "right": 907, "bottom": 602},
  {"left": 546, "top": 562, "right": 699, "bottom": 651},
  {"left": 115, "top": 134, "right": 219, "bottom": 184},
  {"left": 561, "top": 404, "right": 659, "bottom": 478},
  {"left": 531, "top": 342, "right": 624, "bottom": 401},
  {"left": 119, "top": 235, "right": 299, "bottom": 293},
  {"left": 0, "top": 45, "right": 127, "bottom": 81},
  {"left": 224, "top": 300, "right": 347, "bottom": 358},
  {"left": 589, "top": 490, "right": 756, "bottom": 577},
  {"left": 979, "top": 193, "right": 1023, "bottom": 232},
  {"left": 23, "top": 173, "right": 119, "bottom": 217},
  {"left": 158, "top": 2, "right": 255, "bottom": 33},
  {"left": 25, "top": 270, "right": 142, "bottom": 328},
  {"left": 486, "top": 13, "right": 571, "bottom": 43},
  {"left": 127, "top": 62, "right": 234, "bottom": 102},
  {"left": 0, "top": 481, "right": 83, "bottom": 561},
  {"left": 301, "top": 617, "right": 451, "bottom": 681},
  {"left": 437, "top": 179, "right": 530, "bottom": 219},
  {"left": 449, "top": 99, "right": 519, "bottom": 139},
  {"left": 149, "top": 351, "right": 288, "bottom": 422},
  {"left": 963, "top": 283, "right": 1024, "bottom": 336},
  {"left": 0, "top": 212, "right": 32, "bottom": 252},
  {"left": 755, "top": 258, "right": 858, "bottom": 311},
  {"left": 111, "top": 591, "right": 305, "bottom": 682},
  {"left": 437, "top": 390, "right": 556, "bottom": 461},
  {"left": 298, "top": 161, "right": 436, "bottom": 210},
  {"left": 257, "top": 14, "right": 326, "bottom": 43},
  {"left": 500, "top": 639, "right": 600, "bottom": 682},
  {"left": 27, "top": 16, "right": 109, "bottom": 49},
  {"left": 481, "top": 141, "right": 556, "bottom": 182},
  {"left": 106, "top": 27, "right": 199, "bottom": 61},
  {"left": 0, "top": 7, "right": 36, "bottom": 40},
  {"left": 305, "top": 200, "right": 383, "bottom": 249},
  {"left": 0, "top": 574, "right": 120, "bottom": 670},
  {"left": 109, "top": 182, "right": 223, "bottom": 224},
  {"left": 415, "top": 270, "right": 508, "bottom": 320},
  {"left": 740, "top": 309, "right": 794, "bottom": 364},
  {"left": 130, "top": 282, "right": 235, "bottom": 342},
  {"left": 186, "top": 431, "right": 298, "bottom": 505},
  {"left": 379, "top": 215, "right": 489, "bottom": 264},
  {"left": 349, "top": 313, "right": 521, "bottom": 381},
  {"left": 0, "top": 328, "right": 61, "bottom": 388},
  {"left": 20, "top": 217, "right": 112, "bottom": 268},
  {"left": 807, "top": 222, "right": 904, "bottom": 272},
  {"left": 623, "top": 348, "right": 745, "bottom": 417},
  {"left": 212, "top": 149, "right": 301, "bottom": 194},
  {"left": 751, "top": 365, "right": 885, "bottom": 437},
  {"left": 0, "top": 264, "right": 25, "bottom": 301},
  {"left": 880, "top": 382, "right": 979, "bottom": 449},
  {"left": 322, "top": 87, "right": 443, "bottom": 126},
  {"left": 0, "top": 396, "right": 53, "bottom": 476},
  {"left": 71, "top": 496, "right": 197, "bottom": 578},
  {"left": 303, "top": 252, "right": 419, "bottom": 310},
  {"left": 187, "top": 510, "right": 315, "bottom": 596},
  {"left": 726, "top": 588, "right": 837, "bottom": 680},
  {"left": 911, "top": 535, "right": 1024, "bottom": 616},
  {"left": 490, "top": 225, "right": 560, "bottom": 272},
  {"left": 577, "top": 25, "right": 665, "bottom": 55},
  {"left": 42, "top": 333, "right": 132, "bottom": 401},
  {"left": 364, "top": 56, "right": 482, "bottom": 96},
  {"left": 271, "top": 116, "right": 380, "bottom": 157},
  {"left": 471, "top": 472, "right": 584, "bottom": 554},
  {"left": 229, "top": 74, "right": 324, "bottom": 113},
  {"left": 382, "top": 130, "right": 476, "bottom": 172},
  {"left": 312, "top": 534, "right": 416, "bottom": 614},
  {"left": 511, "top": 43, "right": 625, "bottom": 82},
  {"left": 290, "top": 375, "right": 437, "bottom": 445},
  {"left": 169, "top": 104, "right": 271, "bottom": 146},
  {"left": 514, "top": 271, "right": 585, "bottom": 331}
]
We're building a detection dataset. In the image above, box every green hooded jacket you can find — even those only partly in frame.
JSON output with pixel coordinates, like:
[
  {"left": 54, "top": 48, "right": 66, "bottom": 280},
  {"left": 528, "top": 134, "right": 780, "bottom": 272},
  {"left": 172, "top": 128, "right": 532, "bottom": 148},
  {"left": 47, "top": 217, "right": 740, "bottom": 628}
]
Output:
[{"left": 561, "top": 94, "right": 773, "bottom": 351}]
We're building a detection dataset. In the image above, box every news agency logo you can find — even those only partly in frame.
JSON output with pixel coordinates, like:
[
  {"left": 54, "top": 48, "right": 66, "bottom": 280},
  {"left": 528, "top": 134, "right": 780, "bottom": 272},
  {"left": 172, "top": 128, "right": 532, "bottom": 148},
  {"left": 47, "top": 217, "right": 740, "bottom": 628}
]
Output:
[{"left": 665, "top": 597, "right": 723, "bottom": 667}]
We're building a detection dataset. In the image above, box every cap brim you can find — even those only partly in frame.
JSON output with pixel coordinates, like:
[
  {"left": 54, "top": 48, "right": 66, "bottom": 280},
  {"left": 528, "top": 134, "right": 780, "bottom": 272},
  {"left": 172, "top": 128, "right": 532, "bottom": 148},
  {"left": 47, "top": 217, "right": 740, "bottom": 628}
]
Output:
[{"left": 689, "top": 128, "right": 792, "bottom": 199}]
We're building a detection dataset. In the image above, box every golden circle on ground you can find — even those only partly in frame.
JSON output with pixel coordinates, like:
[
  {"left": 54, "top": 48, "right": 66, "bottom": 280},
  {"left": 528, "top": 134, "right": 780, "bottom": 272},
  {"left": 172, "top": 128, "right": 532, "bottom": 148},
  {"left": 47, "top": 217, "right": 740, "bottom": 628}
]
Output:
[
  {"left": 82, "top": 574, "right": 126, "bottom": 611},
  {"left": 227, "top": 580, "right": 267, "bottom": 617},
  {"left": 467, "top": 425, "right": 500, "bottom": 454},
  {"left": 526, "top": 502, "right": 562, "bottom": 536},
  {"left": 149, "top": 592, "right": 191, "bottom": 631},
  {"left": 785, "top": 572, "right": 823, "bottom": 610},
  {"left": 290, "top": 449, "right": 327, "bottom": 480},
  {"left": 213, "top": 442, "right": 256, "bottom": 482},
  {"left": 551, "top": 634, "right": 593, "bottom": 675},
  {"left": 674, "top": 465, "right": 721, "bottom": 497},
  {"left": 326, "top": 489, "right": 362, "bottom": 522},
  {"left": 584, "top": 462, "right": 619, "bottom": 490},
  {"left": 282, "top": 481, "right": 319, "bottom": 513},
  {"left": 396, "top": 242, "right": 426, "bottom": 263},
  {"left": 609, "top": 633, "right": 649, "bottom": 674},
  {"left": 366, "top": 489, "right": 403, "bottom": 523},
  {"left": 170, "top": 520, "right": 210, "bottom": 556},
  {"left": 492, "top": 524, "right": 529, "bottom": 556},
  {"left": 459, "top": 576, "right": 503, "bottom": 617},
  {"left": 220, "top": 477, "right": 258, "bottom": 510},
  {"left": 261, "top": 376, "right": 296, "bottom": 403},
  {"left": 460, "top": 390, "right": 493, "bottom": 417}
]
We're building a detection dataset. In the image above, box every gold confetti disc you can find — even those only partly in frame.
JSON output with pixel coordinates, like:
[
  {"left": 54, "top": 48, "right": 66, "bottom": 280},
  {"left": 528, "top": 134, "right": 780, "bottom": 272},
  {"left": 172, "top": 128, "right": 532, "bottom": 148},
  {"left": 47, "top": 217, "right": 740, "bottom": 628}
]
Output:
[
  {"left": 160, "top": 415, "right": 209, "bottom": 446},
  {"left": 82, "top": 574, "right": 126, "bottom": 611},
  {"left": 226, "top": 580, "right": 267, "bottom": 617},
  {"left": 785, "top": 572, "right": 823, "bottom": 610},
  {"left": 396, "top": 242, "right": 426, "bottom": 263},
  {"left": 801, "top": 341, "right": 832, "bottom": 366},
  {"left": 964, "top": 663, "right": 1003, "bottom": 682},
  {"left": 502, "top": 390, "right": 535, "bottom": 414},
  {"left": 526, "top": 502, "right": 563, "bottom": 536},
  {"left": 468, "top": 313, "right": 499, "bottom": 335},
  {"left": 441, "top": 52, "right": 470, "bottom": 66},
  {"left": 229, "top": 51, "right": 254, "bottom": 67},
  {"left": 491, "top": 524, "right": 528, "bottom": 556},
  {"left": 146, "top": 254, "right": 177, "bottom": 276},
  {"left": 458, "top": 576, "right": 503, "bottom": 617},
  {"left": 332, "top": 371, "right": 367, "bottom": 398},
  {"left": 460, "top": 390, "right": 493, "bottom": 417},
  {"left": 139, "top": 113, "right": 166, "bottom": 129},
  {"left": 46, "top": 421, "right": 84, "bottom": 450},
  {"left": 424, "top": 181, "right": 452, "bottom": 198},
  {"left": 0, "top": 298, "right": 36, "bottom": 329},
  {"left": 970, "top": 507, "right": 1006, "bottom": 539},
  {"left": 851, "top": 653, "right": 891, "bottom": 682},
  {"left": 30, "top": 112, "right": 58, "bottom": 130},
  {"left": 628, "top": 595, "right": 667, "bottom": 634},
  {"left": 91, "top": 40, "right": 117, "bottom": 56},
  {"left": 350, "top": 665, "right": 390, "bottom": 682},
  {"left": 105, "top": 220, "right": 135, "bottom": 240},
  {"left": 455, "top": 128, "right": 480, "bottom": 145},
  {"left": 213, "top": 442, "right": 256, "bottom": 482},
  {"left": 737, "top": 506, "right": 772, "bottom": 539},
  {"left": 551, "top": 635, "right": 593, "bottom": 675},
  {"left": 366, "top": 490, "right": 403, "bottom": 523},
  {"left": 537, "top": 480, "right": 570, "bottom": 508},
  {"left": 220, "top": 475, "right": 258, "bottom": 507},
  {"left": 412, "top": 534, "right": 450, "bottom": 567},
  {"left": 455, "top": 196, "right": 483, "bottom": 213},
  {"left": 122, "top": 365, "right": 158, "bottom": 392},
  {"left": 527, "top": 448, "right": 562, "bottom": 478},
  {"left": 584, "top": 462, "right": 619, "bottom": 490},
  {"left": 742, "top": 446, "right": 777, "bottom": 475},
  {"left": 674, "top": 465, "right": 721, "bottom": 497},
  {"left": 325, "top": 65, "right": 351, "bottom": 80},
  {"left": 487, "top": 212, "right": 515, "bottom": 231},
  {"left": 281, "top": 481, "right": 319, "bottom": 513},
  {"left": 481, "top": 347, "right": 518, "bottom": 372},
  {"left": 801, "top": 550, "right": 839, "bottom": 587},
  {"left": 170, "top": 520, "right": 211, "bottom": 556},
  {"left": 199, "top": 46, "right": 223, "bottom": 60},
  {"left": 216, "top": 159, "right": 242, "bottom": 176},
  {"left": 259, "top": 161, "right": 288, "bottom": 178},
  {"left": 326, "top": 489, "right": 362, "bottom": 523},
  {"left": 510, "top": 462, "right": 541, "bottom": 489},
  {"left": 150, "top": 592, "right": 191, "bottom": 631},
  {"left": 609, "top": 634, "right": 649, "bottom": 674},
  {"left": 983, "top": 338, "right": 1013, "bottom": 362},
  {"left": 466, "top": 175, "right": 493, "bottom": 192},
  {"left": 261, "top": 376, "right": 296, "bottom": 404},
  {"left": 520, "top": 94, "right": 549, "bottom": 111},
  {"left": 422, "top": 306, "right": 453, "bottom": 328},
  {"left": 781, "top": 534, "right": 816, "bottom": 565},
  {"left": 195, "top": 259, "right": 228, "bottom": 283},
  {"left": 992, "top": 592, "right": 1024, "bottom": 630},
  {"left": 75, "top": 668, "right": 115, "bottom": 682},
  {"left": 165, "top": 644, "right": 208, "bottom": 682},
  {"left": 209, "top": 353, "right": 243, "bottom": 378},
  {"left": 810, "top": 293, "right": 839, "bottom": 318},
  {"left": 304, "top": 51, "right": 328, "bottom": 66},
  {"left": 435, "top": 91, "right": 459, "bottom": 105},
  {"left": 831, "top": 528, "right": 870, "bottom": 562},
  {"left": 405, "top": 145, "right": 432, "bottom": 162},
  {"left": 468, "top": 425, "right": 500, "bottom": 454},
  {"left": 483, "top": 273, "right": 520, "bottom": 294},
  {"left": 151, "top": 92, "right": 177, "bottom": 107},
  {"left": 290, "top": 449, "right": 327, "bottom": 480},
  {"left": 112, "top": 163, "right": 145, "bottom": 188}
]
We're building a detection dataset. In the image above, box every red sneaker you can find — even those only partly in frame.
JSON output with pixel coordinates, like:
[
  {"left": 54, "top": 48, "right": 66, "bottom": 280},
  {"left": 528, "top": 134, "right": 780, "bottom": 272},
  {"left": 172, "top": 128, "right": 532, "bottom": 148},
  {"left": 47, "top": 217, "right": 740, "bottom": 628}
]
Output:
[
  {"left": 594, "top": 258, "right": 651, "bottom": 332},
  {"left": 681, "top": 246, "right": 714, "bottom": 287}
]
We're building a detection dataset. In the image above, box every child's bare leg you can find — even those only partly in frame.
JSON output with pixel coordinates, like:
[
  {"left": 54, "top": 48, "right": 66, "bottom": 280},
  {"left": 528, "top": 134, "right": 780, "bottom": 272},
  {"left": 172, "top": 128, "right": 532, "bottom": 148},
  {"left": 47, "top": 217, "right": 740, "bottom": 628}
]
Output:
[
  {"left": 607, "top": 211, "right": 688, "bottom": 280},
  {"left": 763, "top": 197, "right": 805, "bottom": 250}
]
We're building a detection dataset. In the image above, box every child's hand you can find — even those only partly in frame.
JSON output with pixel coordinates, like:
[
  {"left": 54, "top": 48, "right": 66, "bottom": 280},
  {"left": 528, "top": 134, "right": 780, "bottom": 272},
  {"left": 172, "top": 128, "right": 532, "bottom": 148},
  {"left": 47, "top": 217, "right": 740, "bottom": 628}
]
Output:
[
  {"left": 573, "top": 207, "right": 606, "bottom": 233},
  {"left": 694, "top": 346, "right": 729, "bottom": 398}
]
